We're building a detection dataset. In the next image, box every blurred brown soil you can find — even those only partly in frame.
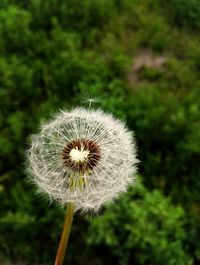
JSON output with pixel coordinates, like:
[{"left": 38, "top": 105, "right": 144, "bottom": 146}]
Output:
[{"left": 127, "top": 48, "right": 167, "bottom": 85}]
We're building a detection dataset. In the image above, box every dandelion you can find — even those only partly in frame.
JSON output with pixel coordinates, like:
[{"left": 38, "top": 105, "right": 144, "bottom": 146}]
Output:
[{"left": 27, "top": 107, "right": 138, "bottom": 265}]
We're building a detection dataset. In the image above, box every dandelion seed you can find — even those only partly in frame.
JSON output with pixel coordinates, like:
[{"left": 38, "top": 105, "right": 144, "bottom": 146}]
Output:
[{"left": 27, "top": 108, "right": 138, "bottom": 212}]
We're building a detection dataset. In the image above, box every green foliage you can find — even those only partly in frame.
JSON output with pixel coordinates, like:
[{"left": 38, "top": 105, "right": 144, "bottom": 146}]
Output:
[
  {"left": 125, "top": 85, "right": 200, "bottom": 205},
  {"left": 0, "top": 5, "right": 31, "bottom": 52},
  {"left": 0, "top": 0, "right": 200, "bottom": 264},
  {"left": 87, "top": 180, "right": 192, "bottom": 265},
  {"left": 162, "top": 0, "right": 200, "bottom": 30}
]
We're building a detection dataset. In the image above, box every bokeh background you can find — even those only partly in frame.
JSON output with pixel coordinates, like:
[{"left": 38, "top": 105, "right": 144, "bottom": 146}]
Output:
[{"left": 0, "top": 0, "right": 200, "bottom": 264}]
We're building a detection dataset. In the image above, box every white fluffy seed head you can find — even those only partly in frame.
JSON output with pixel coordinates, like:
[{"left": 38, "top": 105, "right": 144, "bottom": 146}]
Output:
[
  {"left": 27, "top": 107, "right": 138, "bottom": 212},
  {"left": 69, "top": 147, "right": 89, "bottom": 162}
]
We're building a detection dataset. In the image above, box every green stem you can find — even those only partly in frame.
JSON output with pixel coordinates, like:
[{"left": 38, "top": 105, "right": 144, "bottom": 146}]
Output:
[{"left": 54, "top": 203, "right": 75, "bottom": 265}]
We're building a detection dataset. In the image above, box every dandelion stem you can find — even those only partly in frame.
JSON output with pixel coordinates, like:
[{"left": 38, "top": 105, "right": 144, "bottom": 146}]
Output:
[{"left": 54, "top": 203, "right": 75, "bottom": 265}]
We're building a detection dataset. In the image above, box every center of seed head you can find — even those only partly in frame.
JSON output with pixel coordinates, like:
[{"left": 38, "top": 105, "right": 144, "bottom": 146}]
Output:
[
  {"left": 69, "top": 147, "right": 89, "bottom": 163},
  {"left": 62, "top": 139, "right": 101, "bottom": 172}
]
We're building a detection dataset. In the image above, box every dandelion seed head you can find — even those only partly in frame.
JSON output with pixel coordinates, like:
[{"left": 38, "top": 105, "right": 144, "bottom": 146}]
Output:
[{"left": 27, "top": 107, "right": 138, "bottom": 212}]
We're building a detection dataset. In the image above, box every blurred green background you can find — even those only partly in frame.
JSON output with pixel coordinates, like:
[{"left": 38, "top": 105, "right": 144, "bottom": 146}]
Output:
[{"left": 0, "top": 0, "right": 200, "bottom": 264}]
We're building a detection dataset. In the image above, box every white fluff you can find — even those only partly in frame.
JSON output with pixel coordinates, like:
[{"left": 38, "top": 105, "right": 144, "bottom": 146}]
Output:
[
  {"left": 27, "top": 108, "right": 138, "bottom": 212},
  {"left": 69, "top": 148, "right": 89, "bottom": 162}
]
